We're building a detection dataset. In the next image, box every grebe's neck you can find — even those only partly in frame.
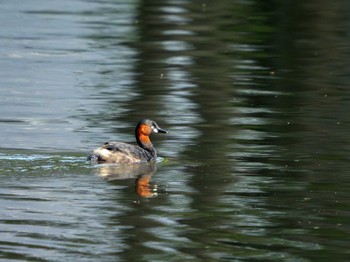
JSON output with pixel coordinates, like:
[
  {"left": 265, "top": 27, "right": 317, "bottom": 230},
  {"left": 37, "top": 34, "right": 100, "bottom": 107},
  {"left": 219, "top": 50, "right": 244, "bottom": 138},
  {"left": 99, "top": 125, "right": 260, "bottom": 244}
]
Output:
[{"left": 136, "top": 131, "right": 156, "bottom": 154}]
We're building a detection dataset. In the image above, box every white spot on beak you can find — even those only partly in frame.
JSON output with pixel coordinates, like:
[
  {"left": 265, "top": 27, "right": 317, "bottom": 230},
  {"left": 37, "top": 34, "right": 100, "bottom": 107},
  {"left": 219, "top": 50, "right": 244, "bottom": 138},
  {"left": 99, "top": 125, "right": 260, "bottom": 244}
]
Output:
[{"left": 151, "top": 126, "right": 158, "bottom": 133}]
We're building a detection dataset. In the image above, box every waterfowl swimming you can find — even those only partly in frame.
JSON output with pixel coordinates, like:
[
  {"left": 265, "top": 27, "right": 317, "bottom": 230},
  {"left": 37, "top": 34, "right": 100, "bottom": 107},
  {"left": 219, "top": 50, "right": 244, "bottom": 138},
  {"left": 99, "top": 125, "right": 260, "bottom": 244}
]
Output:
[{"left": 87, "top": 119, "right": 168, "bottom": 164}]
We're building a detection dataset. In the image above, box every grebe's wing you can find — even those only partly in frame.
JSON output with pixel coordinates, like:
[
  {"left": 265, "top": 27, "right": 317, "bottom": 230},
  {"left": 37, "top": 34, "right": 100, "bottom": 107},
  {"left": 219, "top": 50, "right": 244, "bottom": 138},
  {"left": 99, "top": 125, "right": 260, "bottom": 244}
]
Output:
[
  {"left": 88, "top": 142, "right": 154, "bottom": 164},
  {"left": 102, "top": 142, "right": 143, "bottom": 153},
  {"left": 101, "top": 141, "right": 152, "bottom": 162}
]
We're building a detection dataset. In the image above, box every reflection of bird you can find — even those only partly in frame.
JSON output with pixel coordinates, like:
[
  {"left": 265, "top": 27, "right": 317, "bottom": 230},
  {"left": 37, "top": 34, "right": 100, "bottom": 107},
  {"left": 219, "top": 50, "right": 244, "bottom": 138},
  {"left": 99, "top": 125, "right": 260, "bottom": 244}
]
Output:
[
  {"left": 88, "top": 119, "right": 168, "bottom": 164},
  {"left": 95, "top": 162, "right": 158, "bottom": 198},
  {"left": 135, "top": 174, "right": 157, "bottom": 198},
  {"left": 97, "top": 162, "right": 156, "bottom": 180}
]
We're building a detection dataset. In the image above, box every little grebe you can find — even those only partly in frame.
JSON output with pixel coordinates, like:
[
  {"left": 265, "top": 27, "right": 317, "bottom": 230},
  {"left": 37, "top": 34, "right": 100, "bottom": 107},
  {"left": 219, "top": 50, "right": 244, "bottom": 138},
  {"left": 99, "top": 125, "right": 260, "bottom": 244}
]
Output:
[{"left": 88, "top": 119, "right": 168, "bottom": 164}]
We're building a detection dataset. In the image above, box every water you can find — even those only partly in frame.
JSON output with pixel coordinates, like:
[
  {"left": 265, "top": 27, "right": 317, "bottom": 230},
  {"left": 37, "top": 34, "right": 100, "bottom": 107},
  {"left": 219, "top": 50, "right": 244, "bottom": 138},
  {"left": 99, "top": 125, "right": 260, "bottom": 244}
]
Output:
[{"left": 1, "top": 0, "right": 350, "bottom": 261}]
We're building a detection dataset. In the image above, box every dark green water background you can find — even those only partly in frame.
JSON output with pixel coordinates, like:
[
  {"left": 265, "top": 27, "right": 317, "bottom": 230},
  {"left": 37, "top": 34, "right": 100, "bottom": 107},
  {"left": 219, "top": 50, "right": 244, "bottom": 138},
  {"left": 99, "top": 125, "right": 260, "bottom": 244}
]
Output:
[{"left": 1, "top": 1, "right": 349, "bottom": 261}]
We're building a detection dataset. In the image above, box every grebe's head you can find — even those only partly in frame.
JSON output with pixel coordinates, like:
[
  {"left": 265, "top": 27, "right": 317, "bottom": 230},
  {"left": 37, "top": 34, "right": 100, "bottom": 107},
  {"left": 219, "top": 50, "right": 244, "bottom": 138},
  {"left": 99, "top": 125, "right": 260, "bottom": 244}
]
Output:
[{"left": 136, "top": 119, "right": 168, "bottom": 136}]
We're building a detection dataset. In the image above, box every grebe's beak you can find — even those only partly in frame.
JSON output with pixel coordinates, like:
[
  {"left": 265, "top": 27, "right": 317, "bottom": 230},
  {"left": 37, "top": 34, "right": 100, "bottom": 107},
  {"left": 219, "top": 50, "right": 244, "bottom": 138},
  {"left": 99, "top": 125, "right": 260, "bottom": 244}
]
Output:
[{"left": 157, "top": 127, "right": 168, "bottom": 133}]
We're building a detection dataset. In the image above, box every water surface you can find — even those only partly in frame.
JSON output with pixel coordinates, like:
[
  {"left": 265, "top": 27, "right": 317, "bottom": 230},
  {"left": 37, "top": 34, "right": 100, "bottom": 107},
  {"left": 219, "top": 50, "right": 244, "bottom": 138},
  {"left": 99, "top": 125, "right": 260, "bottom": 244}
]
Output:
[{"left": 1, "top": 0, "right": 350, "bottom": 261}]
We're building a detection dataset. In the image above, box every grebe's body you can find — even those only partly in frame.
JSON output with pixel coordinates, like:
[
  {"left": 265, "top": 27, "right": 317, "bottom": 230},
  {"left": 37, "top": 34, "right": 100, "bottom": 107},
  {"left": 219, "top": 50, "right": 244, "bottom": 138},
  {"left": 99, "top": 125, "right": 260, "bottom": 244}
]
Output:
[{"left": 88, "top": 119, "right": 167, "bottom": 164}]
